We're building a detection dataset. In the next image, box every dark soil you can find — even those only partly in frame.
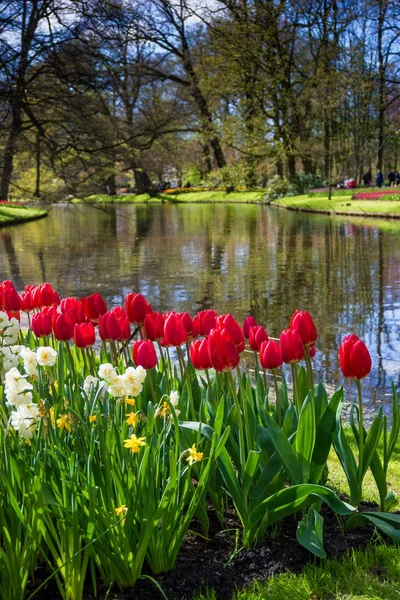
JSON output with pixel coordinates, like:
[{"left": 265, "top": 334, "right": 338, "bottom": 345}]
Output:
[{"left": 30, "top": 500, "right": 380, "bottom": 600}]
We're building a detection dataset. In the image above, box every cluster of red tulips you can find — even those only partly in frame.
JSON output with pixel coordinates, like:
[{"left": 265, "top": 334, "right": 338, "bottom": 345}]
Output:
[{"left": 0, "top": 279, "right": 372, "bottom": 382}]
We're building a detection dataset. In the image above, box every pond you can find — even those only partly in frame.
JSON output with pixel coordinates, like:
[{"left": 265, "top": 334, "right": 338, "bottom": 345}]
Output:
[{"left": 1, "top": 202, "right": 399, "bottom": 414}]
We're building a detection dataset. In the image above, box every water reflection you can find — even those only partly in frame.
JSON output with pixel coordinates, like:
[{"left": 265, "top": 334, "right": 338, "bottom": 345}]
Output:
[{"left": 0, "top": 203, "right": 399, "bottom": 411}]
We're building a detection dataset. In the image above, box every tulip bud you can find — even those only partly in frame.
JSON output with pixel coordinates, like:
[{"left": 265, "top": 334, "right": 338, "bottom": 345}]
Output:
[
  {"left": 280, "top": 328, "right": 305, "bottom": 364},
  {"left": 217, "top": 314, "right": 245, "bottom": 353},
  {"left": 290, "top": 310, "right": 317, "bottom": 346},
  {"left": 144, "top": 311, "right": 164, "bottom": 341},
  {"left": 193, "top": 310, "right": 218, "bottom": 336},
  {"left": 74, "top": 322, "right": 96, "bottom": 348},
  {"left": 260, "top": 339, "right": 282, "bottom": 370},
  {"left": 81, "top": 293, "right": 107, "bottom": 322},
  {"left": 243, "top": 315, "right": 258, "bottom": 338},
  {"left": 1, "top": 281, "right": 22, "bottom": 312},
  {"left": 60, "top": 297, "right": 85, "bottom": 324},
  {"left": 178, "top": 312, "right": 197, "bottom": 340},
  {"left": 163, "top": 312, "right": 188, "bottom": 347},
  {"left": 31, "top": 310, "right": 54, "bottom": 337},
  {"left": 53, "top": 312, "right": 74, "bottom": 341},
  {"left": 99, "top": 309, "right": 130, "bottom": 341},
  {"left": 248, "top": 325, "right": 269, "bottom": 351},
  {"left": 190, "top": 339, "right": 212, "bottom": 370},
  {"left": 339, "top": 334, "right": 371, "bottom": 380},
  {"left": 207, "top": 328, "right": 240, "bottom": 372},
  {"left": 132, "top": 340, "right": 157, "bottom": 369},
  {"left": 125, "top": 292, "right": 152, "bottom": 325}
]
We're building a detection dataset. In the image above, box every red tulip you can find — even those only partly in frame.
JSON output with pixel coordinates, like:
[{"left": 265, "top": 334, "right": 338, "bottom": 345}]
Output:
[
  {"left": 31, "top": 310, "right": 54, "bottom": 337},
  {"left": 260, "top": 339, "right": 282, "bottom": 370},
  {"left": 60, "top": 297, "right": 85, "bottom": 324},
  {"left": 53, "top": 312, "right": 74, "bottom": 341},
  {"left": 1, "top": 281, "right": 22, "bottom": 311},
  {"left": 21, "top": 288, "right": 35, "bottom": 312},
  {"left": 163, "top": 312, "right": 188, "bottom": 347},
  {"left": 144, "top": 311, "right": 165, "bottom": 341},
  {"left": 190, "top": 338, "right": 213, "bottom": 370},
  {"left": 193, "top": 310, "right": 218, "bottom": 337},
  {"left": 339, "top": 334, "right": 371, "bottom": 380},
  {"left": 248, "top": 325, "right": 269, "bottom": 351},
  {"left": 243, "top": 315, "right": 258, "bottom": 338},
  {"left": 132, "top": 340, "right": 157, "bottom": 369},
  {"left": 74, "top": 322, "right": 96, "bottom": 348},
  {"left": 309, "top": 344, "right": 316, "bottom": 358},
  {"left": 290, "top": 310, "right": 317, "bottom": 346},
  {"left": 207, "top": 328, "right": 240, "bottom": 372},
  {"left": 81, "top": 293, "right": 107, "bottom": 322},
  {"left": 217, "top": 314, "right": 245, "bottom": 353},
  {"left": 178, "top": 312, "right": 198, "bottom": 340},
  {"left": 125, "top": 292, "right": 152, "bottom": 325},
  {"left": 280, "top": 328, "right": 305, "bottom": 364},
  {"left": 99, "top": 309, "right": 130, "bottom": 341},
  {"left": 31, "top": 283, "right": 59, "bottom": 309}
]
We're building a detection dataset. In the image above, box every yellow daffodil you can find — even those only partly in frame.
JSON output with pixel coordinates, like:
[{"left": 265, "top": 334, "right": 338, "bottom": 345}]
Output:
[
  {"left": 56, "top": 413, "right": 71, "bottom": 431},
  {"left": 186, "top": 444, "right": 203, "bottom": 466},
  {"left": 124, "top": 397, "right": 136, "bottom": 406},
  {"left": 125, "top": 412, "right": 139, "bottom": 427},
  {"left": 114, "top": 504, "right": 127, "bottom": 516},
  {"left": 49, "top": 406, "right": 55, "bottom": 427},
  {"left": 124, "top": 434, "right": 146, "bottom": 453},
  {"left": 89, "top": 415, "right": 97, "bottom": 423}
]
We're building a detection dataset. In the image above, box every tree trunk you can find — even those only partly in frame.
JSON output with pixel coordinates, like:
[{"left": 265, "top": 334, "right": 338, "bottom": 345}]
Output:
[
  {"left": 181, "top": 40, "right": 225, "bottom": 169},
  {"left": 0, "top": 102, "right": 23, "bottom": 199},
  {"left": 34, "top": 131, "right": 41, "bottom": 198},
  {"left": 104, "top": 174, "right": 116, "bottom": 196},
  {"left": 134, "top": 168, "right": 155, "bottom": 196}
]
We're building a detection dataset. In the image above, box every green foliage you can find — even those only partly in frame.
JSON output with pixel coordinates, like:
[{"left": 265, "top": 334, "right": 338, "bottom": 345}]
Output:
[
  {"left": 205, "top": 163, "right": 247, "bottom": 192},
  {"left": 290, "top": 173, "right": 326, "bottom": 194},
  {"left": 263, "top": 176, "right": 296, "bottom": 202}
]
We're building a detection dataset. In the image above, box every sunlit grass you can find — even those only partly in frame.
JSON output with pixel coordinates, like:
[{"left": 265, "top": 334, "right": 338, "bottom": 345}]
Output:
[
  {"left": 278, "top": 194, "right": 400, "bottom": 216},
  {"left": 0, "top": 206, "right": 47, "bottom": 224}
]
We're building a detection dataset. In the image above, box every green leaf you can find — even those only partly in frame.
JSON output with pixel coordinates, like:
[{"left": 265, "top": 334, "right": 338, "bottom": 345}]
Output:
[
  {"left": 297, "top": 507, "right": 326, "bottom": 558},
  {"left": 333, "top": 404, "right": 360, "bottom": 506},
  {"left": 179, "top": 421, "right": 214, "bottom": 440},
  {"left": 314, "top": 382, "right": 328, "bottom": 425},
  {"left": 295, "top": 391, "right": 316, "bottom": 482},
  {"left": 345, "top": 511, "right": 400, "bottom": 543},
  {"left": 242, "top": 451, "right": 261, "bottom": 499},
  {"left": 309, "top": 387, "right": 342, "bottom": 484},
  {"left": 358, "top": 414, "right": 383, "bottom": 480},
  {"left": 264, "top": 413, "right": 302, "bottom": 485}
]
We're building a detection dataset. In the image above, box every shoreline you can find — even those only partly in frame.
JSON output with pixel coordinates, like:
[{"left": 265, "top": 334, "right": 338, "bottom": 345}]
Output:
[
  {"left": 0, "top": 206, "right": 48, "bottom": 228},
  {"left": 273, "top": 201, "right": 400, "bottom": 219}
]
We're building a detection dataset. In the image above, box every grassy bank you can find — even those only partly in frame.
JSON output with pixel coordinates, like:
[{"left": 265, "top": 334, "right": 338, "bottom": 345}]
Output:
[
  {"left": 72, "top": 190, "right": 267, "bottom": 204},
  {"left": 275, "top": 194, "right": 400, "bottom": 218},
  {"left": 0, "top": 205, "right": 48, "bottom": 227}
]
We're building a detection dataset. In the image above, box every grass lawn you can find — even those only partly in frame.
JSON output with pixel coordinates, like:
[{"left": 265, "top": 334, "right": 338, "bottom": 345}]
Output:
[
  {"left": 191, "top": 431, "right": 400, "bottom": 600},
  {"left": 0, "top": 205, "right": 48, "bottom": 225},
  {"left": 72, "top": 190, "right": 267, "bottom": 204},
  {"left": 277, "top": 194, "right": 400, "bottom": 217}
]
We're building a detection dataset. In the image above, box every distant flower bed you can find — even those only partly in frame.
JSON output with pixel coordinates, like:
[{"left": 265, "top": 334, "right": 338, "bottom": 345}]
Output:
[
  {"left": 0, "top": 199, "right": 26, "bottom": 207},
  {"left": 163, "top": 186, "right": 227, "bottom": 194},
  {"left": 353, "top": 190, "right": 400, "bottom": 200}
]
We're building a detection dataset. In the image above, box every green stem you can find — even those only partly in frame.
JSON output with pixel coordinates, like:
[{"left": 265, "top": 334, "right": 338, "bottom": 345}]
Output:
[
  {"left": 236, "top": 365, "right": 250, "bottom": 450},
  {"left": 291, "top": 362, "right": 301, "bottom": 414},
  {"left": 177, "top": 346, "right": 195, "bottom": 419},
  {"left": 273, "top": 369, "right": 281, "bottom": 426},
  {"left": 228, "top": 371, "right": 246, "bottom": 475},
  {"left": 356, "top": 379, "right": 364, "bottom": 483},
  {"left": 304, "top": 345, "right": 315, "bottom": 402},
  {"left": 205, "top": 369, "right": 216, "bottom": 407}
]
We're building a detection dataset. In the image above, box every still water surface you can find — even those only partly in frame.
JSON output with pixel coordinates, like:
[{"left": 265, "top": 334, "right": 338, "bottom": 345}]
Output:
[{"left": 1, "top": 203, "right": 399, "bottom": 413}]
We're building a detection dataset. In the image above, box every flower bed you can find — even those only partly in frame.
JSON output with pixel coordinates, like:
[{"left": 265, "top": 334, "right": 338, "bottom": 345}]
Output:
[
  {"left": 1, "top": 280, "right": 399, "bottom": 600},
  {"left": 353, "top": 190, "right": 400, "bottom": 200}
]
